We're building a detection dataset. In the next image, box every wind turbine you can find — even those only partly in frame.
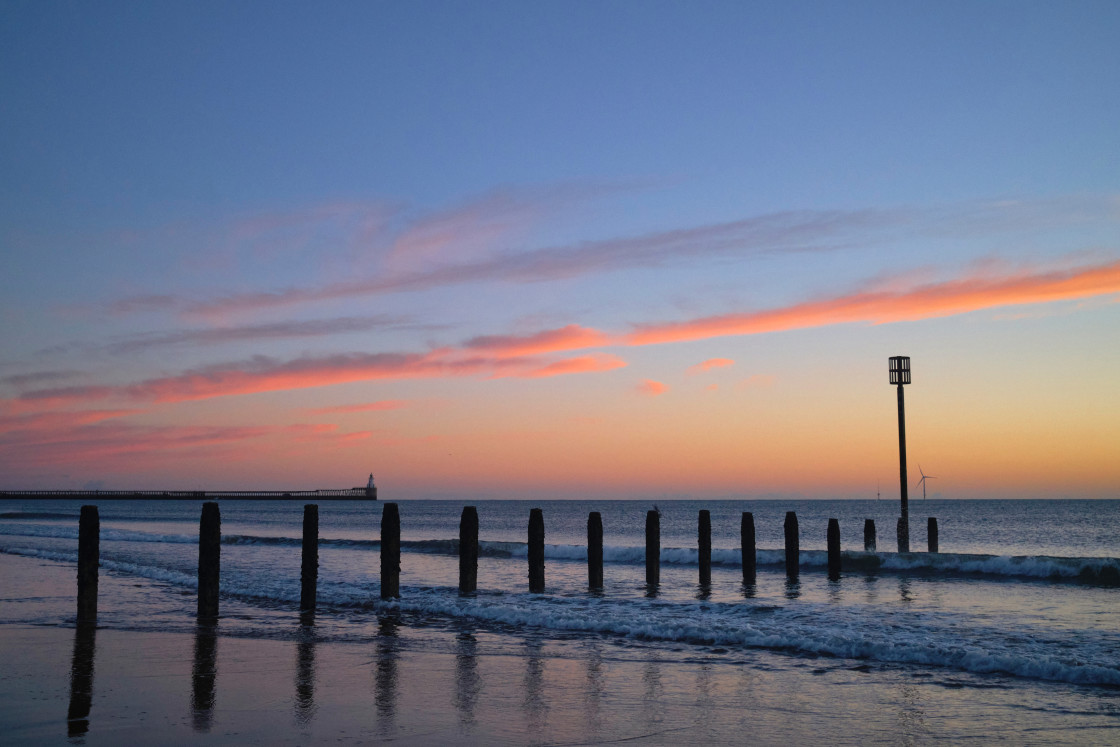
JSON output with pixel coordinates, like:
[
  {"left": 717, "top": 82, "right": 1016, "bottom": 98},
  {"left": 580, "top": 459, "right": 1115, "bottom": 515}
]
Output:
[{"left": 916, "top": 465, "right": 936, "bottom": 500}]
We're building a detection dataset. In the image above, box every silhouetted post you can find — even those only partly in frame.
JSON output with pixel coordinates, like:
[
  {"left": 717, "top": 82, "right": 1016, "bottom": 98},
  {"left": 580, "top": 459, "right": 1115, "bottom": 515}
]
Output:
[
  {"left": 197, "top": 502, "right": 220, "bottom": 618},
  {"left": 927, "top": 517, "right": 939, "bottom": 553},
  {"left": 459, "top": 506, "right": 478, "bottom": 594},
  {"left": 698, "top": 510, "right": 712, "bottom": 586},
  {"left": 889, "top": 355, "right": 911, "bottom": 552},
  {"left": 380, "top": 503, "right": 400, "bottom": 599},
  {"left": 645, "top": 510, "right": 660, "bottom": 586},
  {"left": 827, "top": 518, "right": 841, "bottom": 580},
  {"left": 864, "top": 519, "right": 877, "bottom": 552},
  {"left": 77, "top": 505, "right": 99, "bottom": 623},
  {"left": 741, "top": 512, "right": 756, "bottom": 581},
  {"left": 300, "top": 504, "right": 318, "bottom": 612},
  {"left": 528, "top": 508, "right": 545, "bottom": 592},
  {"left": 784, "top": 511, "right": 799, "bottom": 579},
  {"left": 587, "top": 511, "right": 603, "bottom": 589}
]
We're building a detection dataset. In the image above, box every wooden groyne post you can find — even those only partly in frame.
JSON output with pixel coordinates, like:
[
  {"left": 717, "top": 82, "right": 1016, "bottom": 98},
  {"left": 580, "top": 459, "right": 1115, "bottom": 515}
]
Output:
[
  {"left": 864, "top": 519, "right": 876, "bottom": 552},
  {"left": 380, "top": 503, "right": 400, "bottom": 599},
  {"left": 928, "top": 517, "right": 939, "bottom": 553},
  {"left": 784, "top": 511, "right": 799, "bottom": 579},
  {"left": 198, "top": 502, "right": 220, "bottom": 618},
  {"left": 741, "top": 512, "right": 756, "bottom": 582},
  {"left": 77, "top": 505, "right": 99, "bottom": 623},
  {"left": 459, "top": 506, "right": 478, "bottom": 594},
  {"left": 698, "top": 510, "right": 712, "bottom": 586},
  {"left": 645, "top": 510, "right": 660, "bottom": 586},
  {"left": 528, "top": 508, "right": 545, "bottom": 592},
  {"left": 587, "top": 511, "right": 603, "bottom": 589},
  {"left": 827, "top": 518, "right": 841, "bottom": 580},
  {"left": 300, "top": 504, "right": 318, "bottom": 612}
]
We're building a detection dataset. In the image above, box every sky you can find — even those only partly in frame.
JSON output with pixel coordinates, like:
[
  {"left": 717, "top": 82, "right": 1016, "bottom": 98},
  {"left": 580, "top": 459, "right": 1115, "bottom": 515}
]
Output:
[{"left": 1, "top": 1, "right": 1118, "bottom": 499}]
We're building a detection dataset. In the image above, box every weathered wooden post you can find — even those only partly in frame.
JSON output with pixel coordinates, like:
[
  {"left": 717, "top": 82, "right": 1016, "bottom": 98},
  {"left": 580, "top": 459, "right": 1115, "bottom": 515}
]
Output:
[
  {"left": 784, "top": 511, "right": 799, "bottom": 579},
  {"left": 741, "top": 511, "right": 756, "bottom": 581},
  {"left": 459, "top": 506, "right": 478, "bottom": 594},
  {"left": 698, "top": 510, "right": 712, "bottom": 586},
  {"left": 528, "top": 508, "right": 545, "bottom": 592},
  {"left": 77, "top": 505, "right": 99, "bottom": 623},
  {"left": 827, "top": 518, "right": 841, "bottom": 580},
  {"left": 587, "top": 511, "right": 603, "bottom": 589},
  {"left": 300, "top": 504, "right": 318, "bottom": 612},
  {"left": 645, "top": 510, "right": 660, "bottom": 586},
  {"left": 864, "top": 519, "right": 877, "bottom": 552},
  {"left": 380, "top": 503, "right": 400, "bottom": 599},
  {"left": 927, "top": 517, "right": 939, "bottom": 553},
  {"left": 197, "top": 502, "right": 220, "bottom": 618}
]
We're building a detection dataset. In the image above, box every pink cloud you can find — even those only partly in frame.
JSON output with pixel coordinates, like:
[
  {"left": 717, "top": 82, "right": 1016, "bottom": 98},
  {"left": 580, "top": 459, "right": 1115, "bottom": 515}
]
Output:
[
  {"left": 627, "top": 258, "right": 1120, "bottom": 346},
  {"left": 688, "top": 358, "right": 735, "bottom": 375},
  {"left": 637, "top": 379, "right": 669, "bottom": 397},
  {"left": 0, "top": 408, "right": 144, "bottom": 435},
  {"left": 515, "top": 354, "right": 627, "bottom": 379},
  {"left": 465, "top": 325, "right": 613, "bottom": 357},
  {"left": 305, "top": 400, "right": 410, "bottom": 415}
]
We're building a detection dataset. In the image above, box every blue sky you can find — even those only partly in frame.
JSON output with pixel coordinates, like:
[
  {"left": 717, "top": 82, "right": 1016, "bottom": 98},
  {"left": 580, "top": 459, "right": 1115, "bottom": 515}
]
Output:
[{"left": 2, "top": 1, "right": 1118, "bottom": 497}]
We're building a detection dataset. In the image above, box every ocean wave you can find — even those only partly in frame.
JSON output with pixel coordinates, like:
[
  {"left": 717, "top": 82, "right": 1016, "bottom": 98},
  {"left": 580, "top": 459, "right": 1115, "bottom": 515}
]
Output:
[
  {"left": 3, "top": 544, "right": 1117, "bottom": 687},
  {"left": 4, "top": 519, "right": 1117, "bottom": 583},
  {"left": 0, "top": 511, "right": 76, "bottom": 520},
  {"left": 385, "top": 589, "right": 1120, "bottom": 687}
]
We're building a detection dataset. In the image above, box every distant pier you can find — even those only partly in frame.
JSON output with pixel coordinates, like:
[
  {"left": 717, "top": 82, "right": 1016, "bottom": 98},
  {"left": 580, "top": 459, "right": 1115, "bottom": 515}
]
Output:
[{"left": 0, "top": 488, "right": 377, "bottom": 501}]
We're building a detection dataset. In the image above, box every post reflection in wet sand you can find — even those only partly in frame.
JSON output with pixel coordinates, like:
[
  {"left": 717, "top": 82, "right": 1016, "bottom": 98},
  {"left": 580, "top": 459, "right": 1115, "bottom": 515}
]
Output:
[
  {"left": 191, "top": 622, "right": 218, "bottom": 733},
  {"left": 294, "top": 612, "right": 316, "bottom": 724},
  {"left": 374, "top": 614, "right": 399, "bottom": 737},
  {"left": 453, "top": 630, "right": 480, "bottom": 728},
  {"left": 66, "top": 623, "right": 96, "bottom": 738},
  {"left": 583, "top": 639, "right": 605, "bottom": 734},
  {"left": 522, "top": 639, "right": 548, "bottom": 733},
  {"left": 641, "top": 654, "right": 663, "bottom": 730}
]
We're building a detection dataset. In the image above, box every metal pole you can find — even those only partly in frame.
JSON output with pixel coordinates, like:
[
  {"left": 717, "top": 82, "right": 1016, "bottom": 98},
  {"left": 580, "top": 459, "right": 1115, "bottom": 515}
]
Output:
[{"left": 897, "top": 382, "right": 910, "bottom": 552}]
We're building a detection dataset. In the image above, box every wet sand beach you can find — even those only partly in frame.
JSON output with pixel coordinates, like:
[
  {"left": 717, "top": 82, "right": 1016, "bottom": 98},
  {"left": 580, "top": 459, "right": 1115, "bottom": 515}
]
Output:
[{"left": 3, "top": 551, "right": 1119, "bottom": 745}]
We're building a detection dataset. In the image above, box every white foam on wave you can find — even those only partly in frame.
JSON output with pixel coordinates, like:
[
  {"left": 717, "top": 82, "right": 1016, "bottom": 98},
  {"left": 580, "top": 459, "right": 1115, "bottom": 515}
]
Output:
[
  {"left": 4, "top": 544, "right": 1117, "bottom": 686},
  {"left": 384, "top": 587, "right": 1120, "bottom": 687}
]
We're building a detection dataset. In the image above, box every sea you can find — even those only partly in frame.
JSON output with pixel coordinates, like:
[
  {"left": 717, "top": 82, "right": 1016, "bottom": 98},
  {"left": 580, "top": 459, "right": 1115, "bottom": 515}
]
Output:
[{"left": 2, "top": 497, "right": 1119, "bottom": 743}]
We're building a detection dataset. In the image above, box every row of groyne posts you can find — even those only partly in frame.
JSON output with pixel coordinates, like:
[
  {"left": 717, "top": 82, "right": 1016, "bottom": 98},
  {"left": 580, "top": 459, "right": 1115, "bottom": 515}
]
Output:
[{"left": 74, "top": 502, "right": 941, "bottom": 620}]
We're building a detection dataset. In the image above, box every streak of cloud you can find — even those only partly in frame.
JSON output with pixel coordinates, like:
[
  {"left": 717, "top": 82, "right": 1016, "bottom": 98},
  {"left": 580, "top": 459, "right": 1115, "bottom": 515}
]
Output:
[
  {"left": 464, "top": 324, "right": 613, "bottom": 357},
  {"left": 514, "top": 354, "right": 627, "bottom": 379},
  {"left": 106, "top": 195, "right": 1118, "bottom": 319},
  {"left": 305, "top": 400, "right": 410, "bottom": 415},
  {"left": 637, "top": 379, "right": 668, "bottom": 397},
  {"left": 688, "top": 358, "right": 735, "bottom": 374},
  {"left": 627, "top": 258, "right": 1120, "bottom": 346}
]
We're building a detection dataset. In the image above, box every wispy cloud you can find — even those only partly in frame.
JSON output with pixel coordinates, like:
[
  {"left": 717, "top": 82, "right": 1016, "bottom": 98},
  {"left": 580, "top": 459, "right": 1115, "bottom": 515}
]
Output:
[
  {"left": 1, "top": 370, "right": 82, "bottom": 389},
  {"left": 305, "top": 400, "right": 410, "bottom": 415},
  {"left": 98, "top": 315, "right": 422, "bottom": 355},
  {"left": 637, "top": 379, "right": 669, "bottom": 397},
  {"left": 180, "top": 208, "right": 873, "bottom": 317},
  {"left": 16, "top": 256, "right": 1119, "bottom": 410},
  {"left": 688, "top": 358, "right": 735, "bottom": 375},
  {"left": 463, "top": 324, "right": 613, "bottom": 357},
  {"left": 515, "top": 354, "right": 627, "bottom": 379},
  {"left": 106, "top": 194, "right": 1118, "bottom": 319},
  {"left": 626, "top": 258, "right": 1120, "bottom": 346},
  {"left": 15, "top": 349, "right": 625, "bottom": 407}
]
